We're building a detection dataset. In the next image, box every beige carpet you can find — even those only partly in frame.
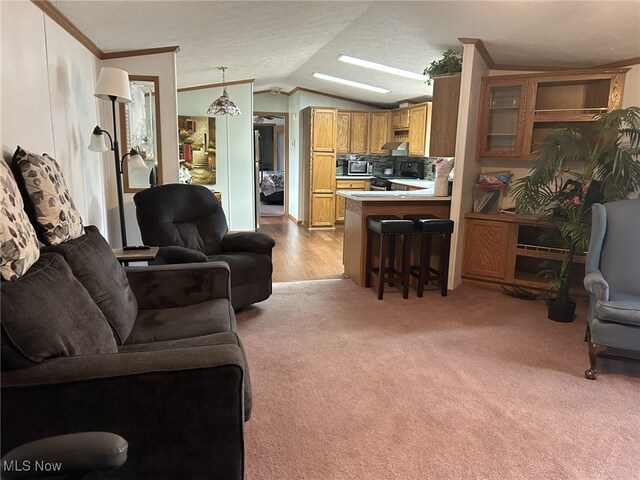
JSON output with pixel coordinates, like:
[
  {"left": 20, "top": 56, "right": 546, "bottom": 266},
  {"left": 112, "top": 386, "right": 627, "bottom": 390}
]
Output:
[{"left": 236, "top": 280, "right": 640, "bottom": 480}]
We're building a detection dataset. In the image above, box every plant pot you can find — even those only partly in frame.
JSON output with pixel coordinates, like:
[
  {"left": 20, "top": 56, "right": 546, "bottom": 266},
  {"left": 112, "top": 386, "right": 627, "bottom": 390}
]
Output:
[{"left": 546, "top": 300, "right": 576, "bottom": 323}]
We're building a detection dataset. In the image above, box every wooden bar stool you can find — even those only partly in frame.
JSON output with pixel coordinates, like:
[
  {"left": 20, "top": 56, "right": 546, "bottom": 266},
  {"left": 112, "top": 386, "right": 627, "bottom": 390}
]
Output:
[
  {"left": 365, "top": 215, "right": 414, "bottom": 300},
  {"left": 403, "top": 214, "right": 454, "bottom": 297}
]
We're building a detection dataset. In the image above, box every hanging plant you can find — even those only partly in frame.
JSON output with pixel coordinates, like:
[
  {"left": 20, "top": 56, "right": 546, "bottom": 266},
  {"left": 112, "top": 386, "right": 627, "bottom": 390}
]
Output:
[{"left": 423, "top": 49, "right": 463, "bottom": 85}]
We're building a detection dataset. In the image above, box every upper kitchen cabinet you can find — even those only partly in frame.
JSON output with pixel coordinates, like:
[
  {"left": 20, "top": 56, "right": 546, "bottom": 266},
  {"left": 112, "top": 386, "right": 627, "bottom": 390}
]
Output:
[
  {"left": 337, "top": 111, "right": 369, "bottom": 154},
  {"left": 476, "top": 77, "right": 528, "bottom": 159},
  {"left": 408, "top": 104, "right": 432, "bottom": 157},
  {"left": 311, "top": 108, "right": 338, "bottom": 152},
  {"left": 430, "top": 74, "right": 461, "bottom": 157},
  {"left": 369, "top": 111, "right": 390, "bottom": 155},
  {"left": 391, "top": 108, "right": 410, "bottom": 141},
  {"left": 476, "top": 69, "right": 627, "bottom": 160}
]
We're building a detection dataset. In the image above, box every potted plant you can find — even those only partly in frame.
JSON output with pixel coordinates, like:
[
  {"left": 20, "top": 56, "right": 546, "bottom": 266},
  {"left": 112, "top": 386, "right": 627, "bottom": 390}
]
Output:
[
  {"left": 423, "top": 49, "right": 462, "bottom": 85},
  {"left": 512, "top": 106, "right": 640, "bottom": 322}
]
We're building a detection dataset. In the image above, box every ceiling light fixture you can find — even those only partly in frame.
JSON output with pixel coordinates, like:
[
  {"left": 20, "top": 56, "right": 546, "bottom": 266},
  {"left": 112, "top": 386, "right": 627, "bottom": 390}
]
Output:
[
  {"left": 312, "top": 72, "right": 390, "bottom": 94},
  {"left": 207, "top": 66, "right": 241, "bottom": 116},
  {"left": 337, "top": 54, "right": 428, "bottom": 82}
]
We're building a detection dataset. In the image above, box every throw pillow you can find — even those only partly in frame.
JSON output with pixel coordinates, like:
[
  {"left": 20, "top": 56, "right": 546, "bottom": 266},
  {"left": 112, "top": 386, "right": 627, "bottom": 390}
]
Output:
[
  {"left": 1, "top": 253, "right": 117, "bottom": 370},
  {"left": 0, "top": 159, "right": 40, "bottom": 281},
  {"left": 43, "top": 225, "right": 138, "bottom": 345},
  {"left": 12, "top": 146, "right": 84, "bottom": 245}
]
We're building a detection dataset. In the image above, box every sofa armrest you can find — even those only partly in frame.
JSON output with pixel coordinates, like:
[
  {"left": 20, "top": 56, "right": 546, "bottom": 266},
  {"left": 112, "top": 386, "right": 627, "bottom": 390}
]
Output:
[
  {"left": 1, "top": 344, "right": 246, "bottom": 479},
  {"left": 125, "top": 261, "right": 231, "bottom": 309},
  {"left": 222, "top": 232, "right": 275, "bottom": 255},
  {"left": 584, "top": 271, "right": 609, "bottom": 301},
  {"left": 155, "top": 246, "right": 208, "bottom": 264}
]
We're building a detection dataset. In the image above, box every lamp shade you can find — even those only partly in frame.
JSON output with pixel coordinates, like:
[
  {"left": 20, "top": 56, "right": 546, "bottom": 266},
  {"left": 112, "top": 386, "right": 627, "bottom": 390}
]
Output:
[
  {"left": 88, "top": 128, "right": 109, "bottom": 152},
  {"left": 206, "top": 89, "right": 241, "bottom": 116},
  {"left": 95, "top": 67, "right": 132, "bottom": 103},
  {"left": 127, "top": 149, "right": 148, "bottom": 173}
]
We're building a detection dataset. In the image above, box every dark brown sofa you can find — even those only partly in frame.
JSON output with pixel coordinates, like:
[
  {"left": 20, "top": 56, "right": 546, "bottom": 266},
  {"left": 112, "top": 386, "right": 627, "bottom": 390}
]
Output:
[{"left": 1, "top": 226, "right": 250, "bottom": 479}]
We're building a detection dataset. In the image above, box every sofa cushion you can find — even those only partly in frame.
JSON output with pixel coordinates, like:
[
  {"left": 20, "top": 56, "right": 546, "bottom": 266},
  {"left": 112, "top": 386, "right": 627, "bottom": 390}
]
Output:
[
  {"left": 595, "top": 298, "right": 640, "bottom": 326},
  {"left": 1, "top": 253, "right": 117, "bottom": 370},
  {"left": 0, "top": 159, "right": 40, "bottom": 281},
  {"left": 11, "top": 147, "right": 84, "bottom": 245},
  {"left": 43, "top": 226, "right": 138, "bottom": 345},
  {"left": 125, "top": 298, "right": 236, "bottom": 346}
]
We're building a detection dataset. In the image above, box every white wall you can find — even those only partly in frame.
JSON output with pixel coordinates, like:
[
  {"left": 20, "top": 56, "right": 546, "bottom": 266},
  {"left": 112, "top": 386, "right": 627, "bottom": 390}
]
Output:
[
  {"left": 179, "top": 83, "right": 255, "bottom": 230},
  {"left": 101, "top": 52, "right": 179, "bottom": 245},
  {"left": 254, "top": 92, "right": 288, "bottom": 112},
  {"left": 1, "top": 1, "right": 108, "bottom": 236},
  {"left": 448, "top": 42, "right": 490, "bottom": 288},
  {"left": 622, "top": 63, "right": 640, "bottom": 107}
]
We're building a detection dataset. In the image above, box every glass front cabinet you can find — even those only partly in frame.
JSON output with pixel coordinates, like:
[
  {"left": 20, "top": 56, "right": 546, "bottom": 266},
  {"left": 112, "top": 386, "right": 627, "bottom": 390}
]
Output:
[{"left": 476, "top": 78, "right": 528, "bottom": 158}]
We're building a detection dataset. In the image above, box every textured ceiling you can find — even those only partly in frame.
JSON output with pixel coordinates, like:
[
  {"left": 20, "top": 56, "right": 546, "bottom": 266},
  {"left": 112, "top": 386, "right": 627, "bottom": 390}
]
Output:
[{"left": 53, "top": 0, "right": 640, "bottom": 106}]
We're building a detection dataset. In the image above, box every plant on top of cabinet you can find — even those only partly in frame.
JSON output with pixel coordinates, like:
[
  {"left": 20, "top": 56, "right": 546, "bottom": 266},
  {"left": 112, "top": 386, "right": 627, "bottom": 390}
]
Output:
[
  {"left": 512, "top": 106, "right": 640, "bottom": 322},
  {"left": 423, "top": 49, "right": 462, "bottom": 85}
]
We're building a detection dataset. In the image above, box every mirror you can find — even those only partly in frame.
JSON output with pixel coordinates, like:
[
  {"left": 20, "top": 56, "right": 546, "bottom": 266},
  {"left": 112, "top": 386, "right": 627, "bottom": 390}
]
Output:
[{"left": 119, "top": 75, "right": 162, "bottom": 192}]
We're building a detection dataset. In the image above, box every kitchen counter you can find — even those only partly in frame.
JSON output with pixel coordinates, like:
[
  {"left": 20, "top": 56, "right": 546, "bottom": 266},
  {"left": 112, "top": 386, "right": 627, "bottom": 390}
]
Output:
[
  {"left": 338, "top": 191, "right": 451, "bottom": 287},
  {"left": 335, "top": 175, "right": 374, "bottom": 180},
  {"left": 388, "top": 178, "right": 435, "bottom": 189}
]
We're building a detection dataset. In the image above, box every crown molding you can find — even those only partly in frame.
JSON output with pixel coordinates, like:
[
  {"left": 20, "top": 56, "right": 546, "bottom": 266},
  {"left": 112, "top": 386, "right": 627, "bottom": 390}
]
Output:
[
  {"left": 458, "top": 38, "right": 494, "bottom": 68},
  {"left": 288, "top": 87, "right": 391, "bottom": 109},
  {"left": 102, "top": 46, "right": 180, "bottom": 60},
  {"left": 31, "top": 0, "right": 103, "bottom": 58}
]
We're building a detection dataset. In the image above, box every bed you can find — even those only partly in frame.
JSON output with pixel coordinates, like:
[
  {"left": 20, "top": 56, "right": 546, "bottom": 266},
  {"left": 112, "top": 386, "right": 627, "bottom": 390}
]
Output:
[{"left": 259, "top": 170, "right": 284, "bottom": 204}]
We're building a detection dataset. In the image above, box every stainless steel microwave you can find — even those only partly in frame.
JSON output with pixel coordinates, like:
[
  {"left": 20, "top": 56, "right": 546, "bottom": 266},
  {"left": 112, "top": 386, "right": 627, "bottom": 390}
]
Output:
[{"left": 347, "top": 160, "right": 373, "bottom": 176}]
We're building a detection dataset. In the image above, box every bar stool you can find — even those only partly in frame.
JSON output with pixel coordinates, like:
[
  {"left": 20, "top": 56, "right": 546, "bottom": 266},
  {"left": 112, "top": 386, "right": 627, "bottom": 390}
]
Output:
[
  {"left": 403, "top": 214, "right": 454, "bottom": 297},
  {"left": 365, "top": 215, "right": 415, "bottom": 300}
]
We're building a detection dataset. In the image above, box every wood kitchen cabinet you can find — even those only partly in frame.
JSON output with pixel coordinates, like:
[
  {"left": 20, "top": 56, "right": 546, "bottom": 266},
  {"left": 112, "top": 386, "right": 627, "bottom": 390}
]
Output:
[
  {"left": 335, "top": 179, "right": 368, "bottom": 223},
  {"left": 337, "top": 111, "right": 369, "bottom": 154},
  {"left": 430, "top": 74, "right": 461, "bottom": 157},
  {"left": 476, "top": 69, "right": 627, "bottom": 160},
  {"left": 391, "top": 108, "right": 410, "bottom": 129},
  {"left": 462, "top": 213, "right": 588, "bottom": 297},
  {"left": 408, "top": 104, "right": 432, "bottom": 157},
  {"left": 302, "top": 107, "right": 337, "bottom": 228},
  {"left": 369, "top": 111, "right": 390, "bottom": 155}
]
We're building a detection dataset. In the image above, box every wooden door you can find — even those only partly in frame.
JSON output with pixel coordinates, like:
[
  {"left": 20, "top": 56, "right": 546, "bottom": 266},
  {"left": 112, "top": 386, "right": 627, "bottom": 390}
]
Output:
[
  {"left": 369, "top": 111, "right": 389, "bottom": 154},
  {"left": 310, "top": 193, "right": 335, "bottom": 227},
  {"left": 409, "top": 105, "right": 427, "bottom": 156},
  {"left": 430, "top": 74, "right": 461, "bottom": 157},
  {"left": 311, "top": 108, "right": 337, "bottom": 152},
  {"left": 350, "top": 112, "right": 369, "bottom": 154},
  {"left": 462, "top": 219, "right": 510, "bottom": 278},
  {"left": 311, "top": 152, "right": 336, "bottom": 193},
  {"left": 336, "top": 112, "right": 351, "bottom": 154}
]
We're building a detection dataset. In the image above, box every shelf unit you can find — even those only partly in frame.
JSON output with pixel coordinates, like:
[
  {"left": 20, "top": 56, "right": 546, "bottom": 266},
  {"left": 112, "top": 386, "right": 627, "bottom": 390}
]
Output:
[
  {"left": 476, "top": 69, "right": 628, "bottom": 160},
  {"left": 462, "top": 212, "right": 588, "bottom": 297}
]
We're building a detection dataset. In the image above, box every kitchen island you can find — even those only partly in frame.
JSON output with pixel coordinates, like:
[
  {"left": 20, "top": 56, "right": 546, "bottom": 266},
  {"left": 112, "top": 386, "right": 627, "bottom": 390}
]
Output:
[{"left": 337, "top": 188, "right": 451, "bottom": 287}]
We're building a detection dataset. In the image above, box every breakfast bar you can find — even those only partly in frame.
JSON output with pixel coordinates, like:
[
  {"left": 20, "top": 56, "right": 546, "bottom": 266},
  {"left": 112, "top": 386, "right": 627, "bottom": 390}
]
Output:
[{"left": 338, "top": 189, "right": 451, "bottom": 287}]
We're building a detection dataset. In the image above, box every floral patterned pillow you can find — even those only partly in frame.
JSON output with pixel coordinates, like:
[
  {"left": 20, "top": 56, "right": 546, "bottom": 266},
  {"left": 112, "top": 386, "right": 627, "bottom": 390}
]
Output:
[
  {"left": 13, "top": 147, "right": 84, "bottom": 245},
  {"left": 0, "top": 160, "right": 40, "bottom": 281}
]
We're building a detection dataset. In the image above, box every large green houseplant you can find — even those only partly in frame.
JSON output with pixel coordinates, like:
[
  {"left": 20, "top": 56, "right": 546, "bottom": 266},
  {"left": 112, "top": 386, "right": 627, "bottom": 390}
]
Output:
[{"left": 512, "top": 106, "right": 640, "bottom": 321}]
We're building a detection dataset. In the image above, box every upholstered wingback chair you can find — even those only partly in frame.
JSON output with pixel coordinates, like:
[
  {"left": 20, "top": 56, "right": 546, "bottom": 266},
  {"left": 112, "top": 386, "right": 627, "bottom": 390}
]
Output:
[
  {"left": 134, "top": 183, "right": 275, "bottom": 310},
  {"left": 583, "top": 199, "right": 640, "bottom": 379}
]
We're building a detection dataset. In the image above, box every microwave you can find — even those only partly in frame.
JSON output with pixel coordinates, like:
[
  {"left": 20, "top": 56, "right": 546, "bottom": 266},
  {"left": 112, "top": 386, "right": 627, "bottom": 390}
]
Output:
[{"left": 347, "top": 160, "right": 373, "bottom": 176}]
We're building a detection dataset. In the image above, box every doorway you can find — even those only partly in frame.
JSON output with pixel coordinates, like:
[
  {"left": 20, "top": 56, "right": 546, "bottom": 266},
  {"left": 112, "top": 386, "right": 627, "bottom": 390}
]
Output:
[{"left": 253, "top": 112, "right": 288, "bottom": 226}]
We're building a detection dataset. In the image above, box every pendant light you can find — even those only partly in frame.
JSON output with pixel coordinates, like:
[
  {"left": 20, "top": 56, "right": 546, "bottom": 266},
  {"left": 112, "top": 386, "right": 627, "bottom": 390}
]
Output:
[{"left": 206, "top": 66, "right": 241, "bottom": 116}]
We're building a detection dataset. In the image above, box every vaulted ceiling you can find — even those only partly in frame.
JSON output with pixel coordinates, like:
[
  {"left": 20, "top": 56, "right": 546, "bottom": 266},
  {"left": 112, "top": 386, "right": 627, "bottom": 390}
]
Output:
[{"left": 53, "top": 1, "right": 640, "bottom": 106}]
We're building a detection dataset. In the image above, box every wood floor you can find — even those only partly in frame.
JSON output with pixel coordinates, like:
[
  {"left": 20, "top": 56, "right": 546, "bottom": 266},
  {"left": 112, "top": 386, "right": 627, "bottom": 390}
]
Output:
[{"left": 258, "top": 216, "right": 345, "bottom": 282}]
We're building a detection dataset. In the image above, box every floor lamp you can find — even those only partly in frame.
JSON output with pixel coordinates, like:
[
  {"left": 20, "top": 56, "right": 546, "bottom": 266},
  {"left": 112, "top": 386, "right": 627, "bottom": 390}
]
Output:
[{"left": 88, "top": 67, "right": 143, "bottom": 248}]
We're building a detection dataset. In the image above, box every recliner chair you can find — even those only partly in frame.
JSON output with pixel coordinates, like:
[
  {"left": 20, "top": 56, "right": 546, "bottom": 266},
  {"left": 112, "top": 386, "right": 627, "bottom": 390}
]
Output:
[
  {"left": 583, "top": 199, "right": 640, "bottom": 379},
  {"left": 134, "top": 184, "right": 275, "bottom": 310}
]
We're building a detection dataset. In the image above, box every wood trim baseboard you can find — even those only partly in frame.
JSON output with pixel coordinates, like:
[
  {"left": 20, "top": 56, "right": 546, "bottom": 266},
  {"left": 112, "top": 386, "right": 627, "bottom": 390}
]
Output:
[
  {"left": 31, "top": 0, "right": 103, "bottom": 58},
  {"left": 101, "top": 46, "right": 180, "bottom": 60},
  {"left": 178, "top": 78, "right": 255, "bottom": 92},
  {"left": 288, "top": 213, "right": 301, "bottom": 224}
]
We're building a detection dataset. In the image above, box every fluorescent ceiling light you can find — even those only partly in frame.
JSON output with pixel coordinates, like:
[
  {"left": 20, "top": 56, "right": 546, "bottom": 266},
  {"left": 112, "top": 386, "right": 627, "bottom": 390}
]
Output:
[
  {"left": 338, "top": 54, "right": 428, "bottom": 82},
  {"left": 312, "top": 72, "right": 390, "bottom": 94}
]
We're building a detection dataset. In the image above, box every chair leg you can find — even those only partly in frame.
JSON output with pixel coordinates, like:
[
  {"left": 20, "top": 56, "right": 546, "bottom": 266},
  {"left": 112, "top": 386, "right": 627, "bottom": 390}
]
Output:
[
  {"left": 417, "top": 234, "right": 429, "bottom": 297},
  {"left": 365, "top": 229, "right": 373, "bottom": 288},
  {"left": 402, "top": 233, "right": 411, "bottom": 299},
  {"left": 585, "top": 341, "right": 607, "bottom": 380},
  {"left": 388, "top": 234, "right": 396, "bottom": 287},
  {"left": 439, "top": 233, "right": 452, "bottom": 297},
  {"left": 377, "top": 234, "right": 387, "bottom": 300}
]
